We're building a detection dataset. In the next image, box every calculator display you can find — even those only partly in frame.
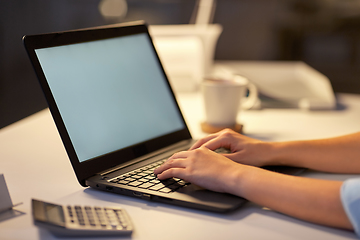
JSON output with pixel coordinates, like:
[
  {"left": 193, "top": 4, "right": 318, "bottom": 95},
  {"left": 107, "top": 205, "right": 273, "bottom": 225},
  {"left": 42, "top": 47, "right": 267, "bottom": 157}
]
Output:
[{"left": 45, "top": 203, "right": 65, "bottom": 226}]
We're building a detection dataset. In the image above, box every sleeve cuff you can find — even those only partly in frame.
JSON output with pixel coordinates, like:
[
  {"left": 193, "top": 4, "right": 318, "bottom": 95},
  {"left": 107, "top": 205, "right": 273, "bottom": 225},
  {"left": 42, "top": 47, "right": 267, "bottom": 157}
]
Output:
[{"left": 340, "top": 178, "right": 360, "bottom": 238}]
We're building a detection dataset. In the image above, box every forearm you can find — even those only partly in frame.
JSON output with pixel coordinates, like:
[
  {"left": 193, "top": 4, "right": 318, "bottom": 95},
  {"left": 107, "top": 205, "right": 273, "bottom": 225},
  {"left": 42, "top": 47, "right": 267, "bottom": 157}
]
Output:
[
  {"left": 228, "top": 166, "right": 352, "bottom": 229},
  {"left": 154, "top": 146, "right": 354, "bottom": 230},
  {"left": 265, "top": 132, "right": 360, "bottom": 173}
]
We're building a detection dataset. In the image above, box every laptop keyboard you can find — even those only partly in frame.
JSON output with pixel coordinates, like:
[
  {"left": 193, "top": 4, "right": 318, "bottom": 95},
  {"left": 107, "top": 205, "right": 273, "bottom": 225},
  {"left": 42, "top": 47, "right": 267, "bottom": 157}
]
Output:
[{"left": 108, "top": 159, "right": 190, "bottom": 193}]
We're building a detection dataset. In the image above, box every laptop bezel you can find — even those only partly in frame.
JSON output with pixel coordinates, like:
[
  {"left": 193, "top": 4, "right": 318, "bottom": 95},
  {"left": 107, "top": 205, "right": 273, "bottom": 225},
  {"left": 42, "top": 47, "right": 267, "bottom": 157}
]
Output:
[{"left": 23, "top": 21, "right": 192, "bottom": 186}]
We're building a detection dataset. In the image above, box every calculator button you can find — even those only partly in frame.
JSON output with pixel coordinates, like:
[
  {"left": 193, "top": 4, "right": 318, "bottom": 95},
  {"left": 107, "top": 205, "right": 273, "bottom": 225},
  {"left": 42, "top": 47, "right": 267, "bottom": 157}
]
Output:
[
  {"left": 67, "top": 206, "right": 73, "bottom": 217},
  {"left": 74, "top": 206, "right": 84, "bottom": 223},
  {"left": 85, "top": 207, "right": 96, "bottom": 226},
  {"left": 95, "top": 208, "right": 108, "bottom": 227}
]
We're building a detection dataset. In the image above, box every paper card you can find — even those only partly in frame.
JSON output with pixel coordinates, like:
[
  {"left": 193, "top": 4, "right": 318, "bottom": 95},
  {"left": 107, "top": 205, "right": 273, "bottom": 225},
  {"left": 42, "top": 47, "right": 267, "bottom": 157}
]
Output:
[{"left": 0, "top": 174, "right": 14, "bottom": 213}]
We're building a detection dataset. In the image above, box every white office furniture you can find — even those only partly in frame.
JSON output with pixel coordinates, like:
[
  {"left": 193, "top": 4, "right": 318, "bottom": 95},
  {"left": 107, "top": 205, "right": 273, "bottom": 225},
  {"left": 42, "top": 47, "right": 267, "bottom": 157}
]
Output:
[{"left": 1, "top": 70, "right": 360, "bottom": 239}]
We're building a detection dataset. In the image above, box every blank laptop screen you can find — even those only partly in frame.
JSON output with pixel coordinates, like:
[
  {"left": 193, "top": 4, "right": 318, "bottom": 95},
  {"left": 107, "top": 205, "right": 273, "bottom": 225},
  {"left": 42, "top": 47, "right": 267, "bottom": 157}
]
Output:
[{"left": 35, "top": 33, "right": 184, "bottom": 162}]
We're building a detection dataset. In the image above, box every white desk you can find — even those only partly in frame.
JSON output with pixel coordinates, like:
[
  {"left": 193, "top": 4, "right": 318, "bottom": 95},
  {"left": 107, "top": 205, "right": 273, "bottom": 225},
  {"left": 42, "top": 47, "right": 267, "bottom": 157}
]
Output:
[{"left": 1, "top": 91, "right": 360, "bottom": 240}]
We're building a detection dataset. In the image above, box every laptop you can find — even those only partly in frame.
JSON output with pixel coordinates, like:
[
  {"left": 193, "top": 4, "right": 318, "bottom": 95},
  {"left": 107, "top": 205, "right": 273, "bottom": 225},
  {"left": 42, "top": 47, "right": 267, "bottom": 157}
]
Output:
[{"left": 23, "top": 21, "right": 247, "bottom": 213}]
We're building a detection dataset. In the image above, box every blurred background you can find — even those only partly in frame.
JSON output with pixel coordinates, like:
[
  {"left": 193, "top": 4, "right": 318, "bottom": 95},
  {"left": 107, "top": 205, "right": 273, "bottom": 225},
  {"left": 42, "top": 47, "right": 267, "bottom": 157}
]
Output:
[{"left": 1, "top": 0, "right": 360, "bottom": 129}]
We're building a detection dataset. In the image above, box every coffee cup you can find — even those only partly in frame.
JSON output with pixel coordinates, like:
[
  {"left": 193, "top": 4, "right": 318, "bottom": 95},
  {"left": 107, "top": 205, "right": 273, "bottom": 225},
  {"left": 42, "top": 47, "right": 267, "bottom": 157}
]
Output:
[{"left": 201, "top": 75, "right": 258, "bottom": 130}]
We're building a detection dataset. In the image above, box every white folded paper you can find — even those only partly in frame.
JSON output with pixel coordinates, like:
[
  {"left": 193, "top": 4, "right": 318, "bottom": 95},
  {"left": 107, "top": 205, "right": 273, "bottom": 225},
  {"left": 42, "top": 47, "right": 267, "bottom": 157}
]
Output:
[{"left": 0, "top": 174, "right": 15, "bottom": 213}]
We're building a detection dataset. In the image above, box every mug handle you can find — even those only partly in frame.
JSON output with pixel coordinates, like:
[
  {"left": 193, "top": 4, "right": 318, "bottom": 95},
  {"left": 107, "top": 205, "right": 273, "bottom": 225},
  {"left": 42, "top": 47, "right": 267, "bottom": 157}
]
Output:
[{"left": 241, "top": 81, "right": 258, "bottom": 110}]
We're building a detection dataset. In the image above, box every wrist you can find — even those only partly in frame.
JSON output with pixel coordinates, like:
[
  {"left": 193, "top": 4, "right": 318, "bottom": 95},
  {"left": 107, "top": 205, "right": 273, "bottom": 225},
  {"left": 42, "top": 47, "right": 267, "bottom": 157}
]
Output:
[
  {"left": 265, "top": 141, "right": 298, "bottom": 166},
  {"left": 255, "top": 141, "right": 280, "bottom": 166},
  {"left": 262, "top": 141, "right": 281, "bottom": 165},
  {"left": 222, "top": 163, "right": 254, "bottom": 197}
]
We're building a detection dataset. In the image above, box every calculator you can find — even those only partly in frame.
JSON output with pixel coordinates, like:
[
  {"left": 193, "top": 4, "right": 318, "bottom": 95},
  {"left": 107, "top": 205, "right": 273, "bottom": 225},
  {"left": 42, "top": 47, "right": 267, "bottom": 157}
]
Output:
[{"left": 32, "top": 199, "right": 134, "bottom": 237}]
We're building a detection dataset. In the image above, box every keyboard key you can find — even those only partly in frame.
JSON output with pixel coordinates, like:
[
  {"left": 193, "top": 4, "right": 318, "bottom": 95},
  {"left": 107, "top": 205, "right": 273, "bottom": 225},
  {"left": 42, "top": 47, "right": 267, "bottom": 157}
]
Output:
[
  {"left": 106, "top": 159, "right": 189, "bottom": 194},
  {"left": 145, "top": 175, "right": 156, "bottom": 180},
  {"left": 138, "top": 178, "right": 149, "bottom": 183},
  {"left": 177, "top": 180, "right": 187, "bottom": 186},
  {"left": 149, "top": 163, "right": 158, "bottom": 168},
  {"left": 149, "top": 183, "right": 165, "bottom": 191},
  {"left": 167, "top": 183, "right": 182, "bottom": 191},
  {"left": 159, "top": 187, "right": 172, "bottom": 193},
  {"left": 160, "top": 178, "right": 177, "bottom": 186},
  {"left": 117, "top": 180, "right": 130, "bottom": 185},
  {"left": 178, "top": 180, "right": 191, "bottom": 185},
  {"left": 124, "top": 177, "right": 136, "bottom": 182},
  {"left": 128, "top": 181, "right": 143, "bottom": 187},
  {"left": 139, "top": 166, "right": 147, "bottom": 170},
  {"left": 131, "top": 175, "right": 142, "bottom": 179},
  {"left": 150, "top": 179, "right": 160, "bottom": 184},
  {"left": 138, "top": 182, "right": 155, "bottom": 189}
]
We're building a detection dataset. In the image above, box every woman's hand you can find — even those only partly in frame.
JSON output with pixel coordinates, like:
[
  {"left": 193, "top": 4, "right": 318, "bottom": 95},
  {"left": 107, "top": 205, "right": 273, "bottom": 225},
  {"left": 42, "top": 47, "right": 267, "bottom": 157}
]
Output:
[
  {"left": 154, "top": 146, "right": 244, "bottom": 194},
  {"left": 154, "top": 129, "right": 356, "bottom": 231},
  {"left": 190, "top": 129, "right": 274, "bottom": 167}
]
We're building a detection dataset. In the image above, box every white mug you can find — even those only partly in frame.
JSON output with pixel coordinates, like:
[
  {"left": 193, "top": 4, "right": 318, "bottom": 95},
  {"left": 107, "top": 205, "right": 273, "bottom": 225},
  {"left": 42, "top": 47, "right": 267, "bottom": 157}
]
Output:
[{"left": 202, "top": 75, "right": 258, "bottom": 127}]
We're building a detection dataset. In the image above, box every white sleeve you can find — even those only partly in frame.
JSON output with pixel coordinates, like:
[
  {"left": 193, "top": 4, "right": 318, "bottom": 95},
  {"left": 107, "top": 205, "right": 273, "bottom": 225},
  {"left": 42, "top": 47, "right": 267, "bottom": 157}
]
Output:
[{"left": 341, "top": 178, "right": 360, "bottom": 238}]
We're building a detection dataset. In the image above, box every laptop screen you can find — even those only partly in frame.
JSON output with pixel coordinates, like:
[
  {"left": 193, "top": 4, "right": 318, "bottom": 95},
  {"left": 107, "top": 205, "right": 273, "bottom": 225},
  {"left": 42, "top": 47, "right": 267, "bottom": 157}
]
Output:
[{"left": 34, "top": 33, "right": 185, "bottom": 163}]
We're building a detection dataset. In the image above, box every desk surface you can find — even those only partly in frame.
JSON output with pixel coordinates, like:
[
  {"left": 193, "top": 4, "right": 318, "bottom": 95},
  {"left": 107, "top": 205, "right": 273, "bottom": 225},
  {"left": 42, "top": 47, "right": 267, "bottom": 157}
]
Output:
[{"left": 1, "top": 90, "right": 360, "bottom": 240}]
